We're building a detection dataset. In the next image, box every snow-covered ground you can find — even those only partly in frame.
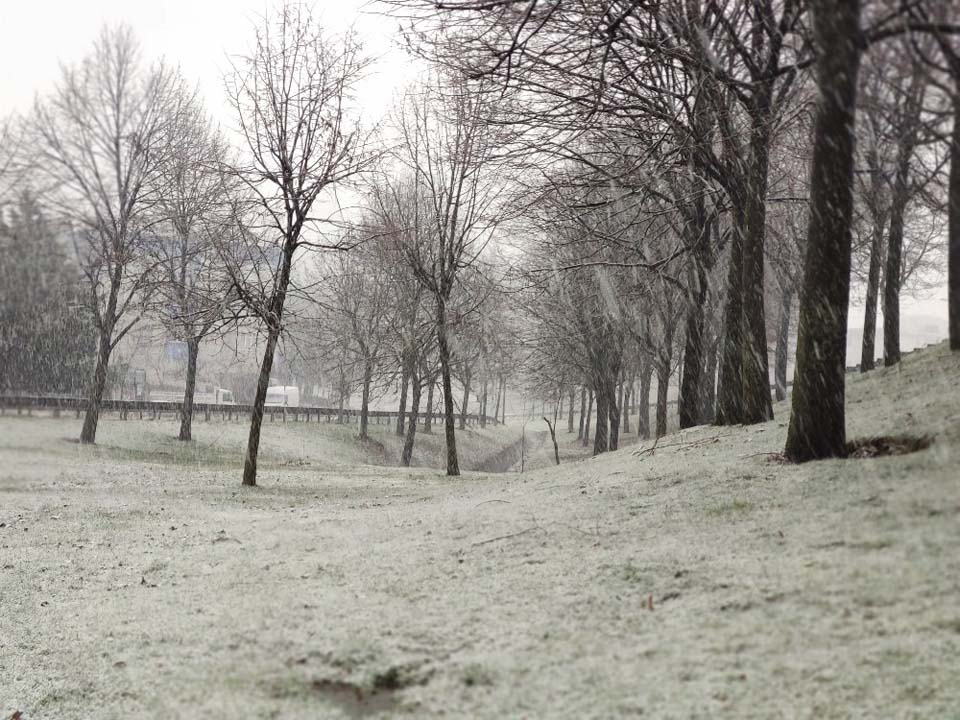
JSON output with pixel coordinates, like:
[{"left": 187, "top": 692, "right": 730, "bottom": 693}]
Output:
[
  {"left": 0, "top": 411, "right": 525, "bottom": 477},
  {"left": 1, "top": 343, "right": 958, "bottom": 718}
]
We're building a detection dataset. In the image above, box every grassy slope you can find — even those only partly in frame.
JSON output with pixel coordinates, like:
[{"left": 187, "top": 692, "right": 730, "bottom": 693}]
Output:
[
  {"left": 1, "top": 343, "right": 958, "bottom": 719},
  {"left": 0, "top": 409, "right": 523, "bottom": 475}
]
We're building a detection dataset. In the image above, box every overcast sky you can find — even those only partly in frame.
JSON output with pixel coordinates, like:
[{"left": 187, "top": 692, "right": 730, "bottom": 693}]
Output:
[
  {"left": 0, "top": 0, "right": 412, "bottom": 126},
  {"left": 1, "top": 0, "right": 950, "bottom": 358}
]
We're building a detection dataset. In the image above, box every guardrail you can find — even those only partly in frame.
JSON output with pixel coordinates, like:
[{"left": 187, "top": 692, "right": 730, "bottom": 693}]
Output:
[{"left": 0, "top": 394, "right": 500, "bottom": 427}]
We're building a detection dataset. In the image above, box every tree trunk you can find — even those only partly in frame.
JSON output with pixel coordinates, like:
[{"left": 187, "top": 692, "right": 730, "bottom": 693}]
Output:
[
  {"left": 860, "top": 221, "right": 884, "bottom": 372},
  {"left": 860, "top": 144, "right": 887, "bottom": 372},
  {"left": 243, "top": 323, "right": 282, "bottom": 486},
  {"left": 679, "top": 253, "right": 710, "bottom": 429},
  {"left": 741, "top": 84, "right": 775, "bottom": 424},
  {"left": 401, "top": 366, "right": 421, "bottom": 467},
  {"left": 656, "top": 359, "right": 670, "bottom": 439},
  {"left": 592, "top": 380, "right": 608, "bottom": 456},
  {"left": 396, "top": 359, "right": 410, "bottom": 436},
  {"left": 577, "top": 385, "right": 586, "bottom": 439},
  {"left": 702, "top": 334, "right": 718, "bottom": 424},
  {"left": 437, "top": 300, "right": 459, "bottom": 476},
  {"left": 567, "top": 386, "right": 575, "bottom": 433},
  {"left": 607, "top": 375, "right": 621, "bottom": 452},
  {"left": 543, "top": 416, "right": 560, "bottom": 465},
  {"left": 680, "top": 64, "right": 716, "bottom": 430},
  {"left": 80, "top": 267, "right": 122, "bottom": 445},
  {"left": 949, "top": 84, "right": 960, "bottom": 350},
  {"left": 882, "top": 146, "right": 912, "bottom": 367},
  {"left": 617, "top": 380, "right": 627, "bottom": 438},
  {"left": 480, "top": 377, "right": 488, "bottom": 427},
  {"left": 774, "top": 289, "right": 792, "bottom": 402},
  {"left": 582, "top": 387, "right": 594, "bottom": 448},
  {"left": 785, "top": 0, "right": 862, "bottom": 462},
  {"left": 459, "top": 367, "right": 471, "bottom": 430},
  {"left": 500, "top": 376, "right": 507, "bottom": 424},
  {"left": 622, "top": 381, "right": 632, "bottom": 434},
  {"left": 80, "top": 327, "right": 113, "bottom": 444},
  {"left": 716, "top": 213, "right": 745, "bottom": 425},
  {"left": 883, "top": 66, "right": 925, "bottom": 367},
  {"left": 492, "top": 373, "right": 502, "bottom": 424},
  {"left": 359, "top": 358, "right": 373, "bottom": 440},
  {"left": 424, "top": 372, "right": 435, "bottom": 433},
  {"left": 178, "top": 336, "right": 200, "bottom": 441},
  {"left": 637, "top": 359, "right": 652, "bottom": 439}
]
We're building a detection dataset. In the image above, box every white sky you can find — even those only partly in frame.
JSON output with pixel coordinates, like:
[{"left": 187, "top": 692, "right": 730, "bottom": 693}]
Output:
[
  {"left": 1, "top": 0, "right": 950, "bottom": 360},
  {"left": 0, "top": 0, "right": 413, "bottom": 127}
]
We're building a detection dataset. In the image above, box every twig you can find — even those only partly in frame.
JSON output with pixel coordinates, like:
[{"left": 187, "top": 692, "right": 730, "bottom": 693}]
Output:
[
  {"left": 474, "top": 499, "right": 512, "bottom": 507},
  {"left": 535, "top": 483, "right": 571, "bottom": 492},
  {"left": 633, "top": 434, "right": 725, "bottom": 457},
  {"left": 471, "top": 526, "right": 540, "bottom": 547},
  {"left": 633, "top": 436, "right": 662, "bottom": 456}
]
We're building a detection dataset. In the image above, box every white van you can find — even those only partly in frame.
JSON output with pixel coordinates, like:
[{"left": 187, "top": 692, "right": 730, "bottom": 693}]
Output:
[
  {"left": 210, "top": 388, "right": 236, "bottom": 405},
  {"left": 265, "top": 385, "right": 300, "bottom": 408},
  {"left": 148, "top": 387, "right": 235, "bottom": 405}
]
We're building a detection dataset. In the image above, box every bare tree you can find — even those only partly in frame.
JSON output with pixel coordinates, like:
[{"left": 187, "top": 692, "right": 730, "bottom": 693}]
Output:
[
  {"left": 941, "top": 37, "right": 960, "bottom": 351},
  {"left": 315, "top": 238, "right": 395, "bottom": 440},
  {"left": 895, "top": 1, "right": 960, "bottom": 351},
  {"left": 30, "top": 25, "right": 179, "bottom": 444},
  {"left": 393, "top": 0, "right": 814, "bottom": 430},
  {"left": 373, "top": 77, "right": 509, "bottom": 476},
  {"left": 935, "top": 29, "right": 960, "bottom": 352},
  {"left": 785, "top": 0, "right": 863, "bottom": 462},
  {"left": 878, "top": 37, "right": 940, "bottom": 367},
  {"left": 764, "top": 121, "right": 810, "bottom": 399},
  {"left": 0, "top": 117, "right": 21, "bottom": 202},
  {"left": 149, "top": 88, "right": 238, "bottom": 441},
  {"left": 854, "top": 64, "right": 894, "bottom": 372},
  {"left": 225, "top": 2, "right": 370, "bottom": 486}
]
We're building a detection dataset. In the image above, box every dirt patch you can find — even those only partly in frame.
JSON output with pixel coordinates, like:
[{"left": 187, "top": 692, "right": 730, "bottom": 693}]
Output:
[
  {"left": 294, "top": 661, "right": 431, "bottom": 717},
  {"left": 473, "top": 430, "right": 546, "bottom": 473},
  {"left": 307, "top": 679, "right": 402, "bottom": 718},
  {"left": 846, "top": 434, "right": 933, "bottom": 459}
]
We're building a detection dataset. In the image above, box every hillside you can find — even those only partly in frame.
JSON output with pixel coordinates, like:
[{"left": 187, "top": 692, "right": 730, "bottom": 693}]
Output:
[
  {"left": 0, "top": 410, "right": 525, "bottom": 476},
  {"left": 1, "top": 342, "right": 958, "bottom": 718}
]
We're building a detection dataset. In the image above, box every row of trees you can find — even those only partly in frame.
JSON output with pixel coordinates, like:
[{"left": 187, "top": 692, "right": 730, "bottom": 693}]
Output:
[
  {"left": 0, "top": 7, "right": 518, "bottom": 485},
  {"left": 388, "top": 0, "right": 960, "bottom": 462}
]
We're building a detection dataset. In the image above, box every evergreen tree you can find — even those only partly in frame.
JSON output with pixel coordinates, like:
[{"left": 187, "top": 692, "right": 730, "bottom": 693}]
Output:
[{"left": 0, "top": 191, "right": 94, "bottom": 394}]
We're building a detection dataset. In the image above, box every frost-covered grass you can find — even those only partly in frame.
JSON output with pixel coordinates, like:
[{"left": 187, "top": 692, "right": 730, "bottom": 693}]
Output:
[
  {"left": 0, "top": 410, "right": 523, "bottom": 474},
  {"left": 1, "top": 343, "right": 959, "bottom": 719}
]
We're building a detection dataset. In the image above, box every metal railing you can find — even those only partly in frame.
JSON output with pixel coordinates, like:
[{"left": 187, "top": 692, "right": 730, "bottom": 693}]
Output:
[{"left": 0, "top": 394, "right": 500, "bottom": 427}]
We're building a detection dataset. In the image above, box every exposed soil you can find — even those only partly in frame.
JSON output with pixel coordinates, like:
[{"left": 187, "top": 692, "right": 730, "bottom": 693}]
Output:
[
  {"left": 846, "top": 433, "right": 933, "bottom": 458},
  {"left": 473, "top": 429, "right": 548, "bottom": 473}
]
